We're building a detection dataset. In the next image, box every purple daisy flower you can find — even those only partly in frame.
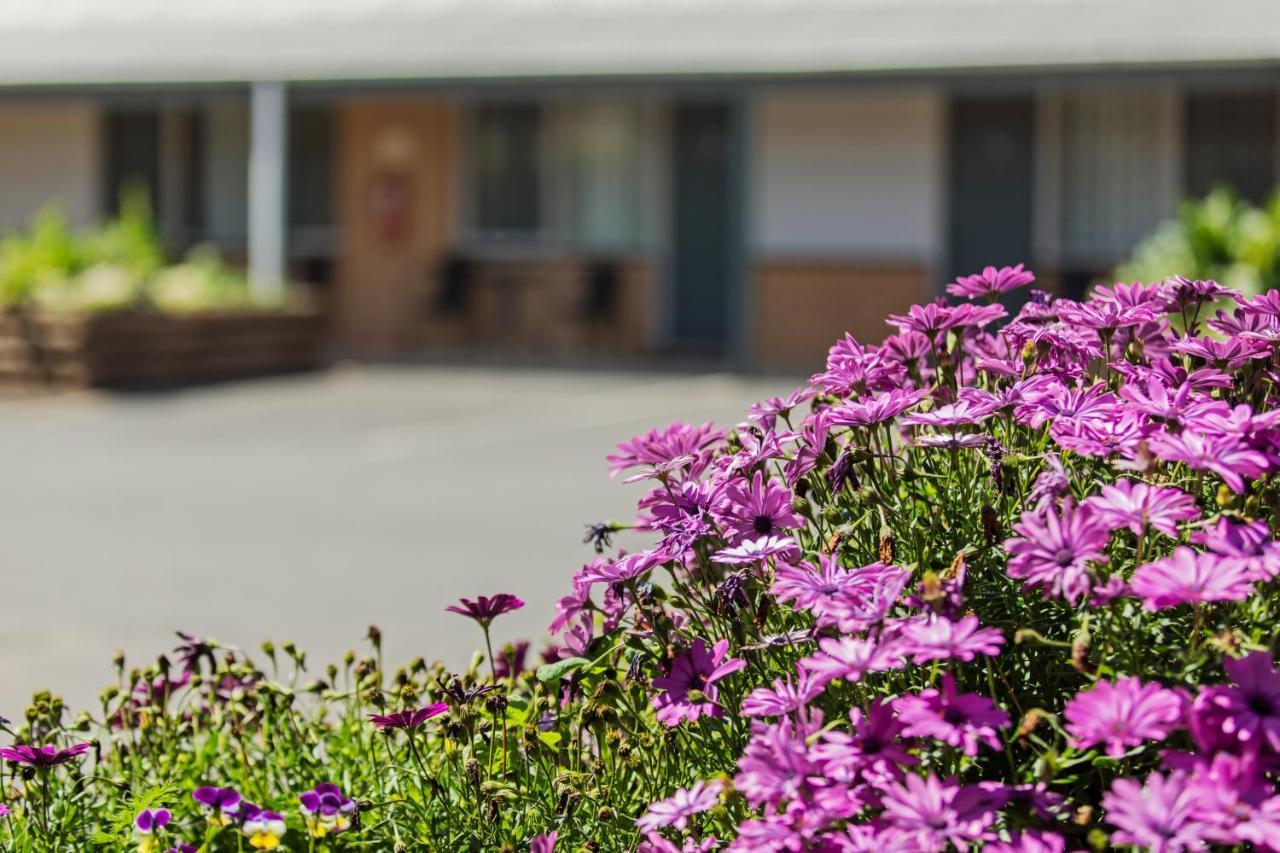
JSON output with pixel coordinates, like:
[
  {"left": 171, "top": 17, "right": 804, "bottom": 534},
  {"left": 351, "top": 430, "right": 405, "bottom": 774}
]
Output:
[
  {"left": 894, "top": 674, "right": 1009, "bottom": 756},
  {"left": 1205, "top": 651, "right": 1280, "bottom": 752},
  {"left": 636, "top": 779, "right": 723, "bottom": 832},
  {"left": 799, "top": 636, "right": 897, "bottom": 687},
  {"left": 530, "top": 832, "right": 558, "bottom": 853},
  {"left": 828, "top": 387, "right": 930, "bottom": 428},
  {"left": 0, "top": 742, "right": 91, "bottom": 769},
  {"left": 741, "top": 672, "right": 824, "bottom": 719},
  {"left": 1083, "top": 480, "right": 1200, "bottom": 538},
  {"left": 1148, "top": 430, "right": 1269, "bottom": 493},
  {"left": 1063, "top": 676, "right": 1184, "bottom": 758},
  {"left": 714, "top": 470, "right": 803, "bottom": 541},
  {"left": 445, "top": 593, "right": 524, "bottom": 627},
  {"left": 1003, "top": 499, "right": 1110, "bottom": 603},
  {"left": 1103, "top": 771, "right": 1207, "bottom": 852},
  {"left": 880, "top": 773, "right": 1000, "bottom": 849},
  {"left": 1193, "top": 517, "right": 1280, "bottom": 580},
  {"left": 899, "top": 615, "right": 1005, "bottom": 664},
  {"left": 812, "top": 700, "right": 915, "bottom": 787},
  {"left": 368, "top": 702, "right": 449, "bottom": 731},
  {"left": 1130, "top": 547, "right": 1254, "bottom": 610},
  {"left": 651, "top": 638, "right": 745, "bottom": 727},
  {"left": 607, "top": 420, "right": 723, "bottom": 478},
  {"left": 947, "top": 263, "right": 1035, "bottom": 301},
  {"left": 711, "top": 535, "right": 801, "bottom": 567}
]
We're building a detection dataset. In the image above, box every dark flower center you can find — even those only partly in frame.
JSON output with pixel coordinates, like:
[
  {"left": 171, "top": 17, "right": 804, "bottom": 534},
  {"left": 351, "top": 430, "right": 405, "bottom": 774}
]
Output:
[
  {"left": 861, "top": 737, "right": 882, "bottom": 754},
  {"left": 689, "top": 672, "right": 708, "bottom": 691},
  {"left": 942, "top": 707, "right": 967, "bottom": 724},
  {"left": 1053, "top": 548, "right": 1076, "bottom": 567},
  {"left": 753, "top": 515, "right": 774, "bottom": 535},
  {"left": 1248, "top": 694, "right": 1275, "bottom": 717}
]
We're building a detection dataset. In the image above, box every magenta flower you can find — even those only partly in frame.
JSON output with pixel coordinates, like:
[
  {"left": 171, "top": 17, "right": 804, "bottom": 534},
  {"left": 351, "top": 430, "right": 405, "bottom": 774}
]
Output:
[
  {"left": 828, "top": 387, "right": 929, "bottom": 428},
  {"left": 368, "top": 702, "right": 449, "bottom": 731},
  {"left": 1063, "top": 676, "right": 1184, "bottom": 758},
  {"left": 1193, "top": 517, "right": 1280, "bottom": 580},
  {"left": 1130, "top": 547, "right": 1254, "bottom": 610},
  {"left": 713, "top": 470, "right": 803, "bottom": 541},
  {"left": 651, "top": 638, "right": 745, "bottom": 727},
  {"left": 900, "top": 615, "right": 1005, "bottom": 664},
  {"left": 880, "top": 773, "right": 1000, "bottom": 849},
  {"left": 733, "top": 718, "right": 821, "bottom": 808},
  {"left": 1003, "top": 499, "right": 1110, "bottom": 603},
  {"left": 445, "top": 594, "right": 525, "bottom": 627},
  {"left": 1103, "top": 771, "right": 1207, "bottom": 852},
  {"left": 1084, "top": 480, "right": 1200, "bottom": 537},
  {"left": 1148, "top": 430, "right": 1268, "bottom": 493},
  {"left": 812, "top": 700, "right": 915, "bottom": 787},
  {"left": 607, "top": 420, "right": 723, "bottom": 478},
  {"left": 637, "top": 779, "right": 723, "bottom": 832},
  {"left": 529, "top": 832, "right": 558, "bottom": 853},
  {"left": 799, "top": 636, "right": 896, "bottom": 687},
  {"left": 741, "top": 673, "right": 824, "bottom": 719},
  {"left": 985, "top": 831, "right": 1068, "bottom": 853},
  {"left": 0, "top": 742, "right": 91, "bottom": 768},
  {"left": 1203, "top": 651, "right": 1280, "bottom": 752},
  {"left": 894, "top": 674, "right": 1009, "bottom": 756},
  {"left": 903, "top": 399, "right": 996, "bottom": 428},
  {"left": 711, "top": 535, "right": 800, "bottom": 567},
  {"left": 772, "top": 556, "right": 908, "bottom": 632},
  {"left": 947, "top": 263, "right": 1035, "bottom": 300}
]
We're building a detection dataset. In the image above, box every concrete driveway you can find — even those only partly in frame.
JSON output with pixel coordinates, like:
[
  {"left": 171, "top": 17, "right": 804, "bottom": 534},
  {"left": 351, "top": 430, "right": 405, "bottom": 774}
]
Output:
[{"left": 0, "top": 364, "right": 799, "bottom": 714}]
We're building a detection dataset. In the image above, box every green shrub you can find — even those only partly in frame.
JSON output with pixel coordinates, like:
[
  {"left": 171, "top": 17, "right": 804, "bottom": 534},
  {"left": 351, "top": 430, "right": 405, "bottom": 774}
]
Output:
[
  {"left": 0, "top": 191, "right": 278, "bottom": 314},
  {"left": 1117, "top": 186, "right": 1280, "bottom": 294}
]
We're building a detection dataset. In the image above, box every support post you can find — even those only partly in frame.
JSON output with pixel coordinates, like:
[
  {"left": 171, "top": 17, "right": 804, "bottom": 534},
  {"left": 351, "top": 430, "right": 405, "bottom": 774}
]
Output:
[{"left": 249, "top": 80, "right": 288, "bottom": 301}]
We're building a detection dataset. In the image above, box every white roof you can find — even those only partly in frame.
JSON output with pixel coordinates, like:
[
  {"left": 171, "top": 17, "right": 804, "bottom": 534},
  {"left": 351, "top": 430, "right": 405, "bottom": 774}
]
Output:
[{"left": 0, "top": 0, "right": 1278, "bottom": 87}]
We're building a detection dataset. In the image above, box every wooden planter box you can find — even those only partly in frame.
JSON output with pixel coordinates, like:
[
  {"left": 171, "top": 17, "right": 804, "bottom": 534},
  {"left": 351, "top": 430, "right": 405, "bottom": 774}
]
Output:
[{"left": 0, "top": 309, "right": 326, "bottom": 389}]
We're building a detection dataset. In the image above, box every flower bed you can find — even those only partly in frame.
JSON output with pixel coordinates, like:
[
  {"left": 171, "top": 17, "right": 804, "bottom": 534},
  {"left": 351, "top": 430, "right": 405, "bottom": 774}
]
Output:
[
  {"left": 0, "top": 308, "right": 324, "bottom": 388},
  {"left": 5, "top": 267, "right": 1280, "bottom": 851}
]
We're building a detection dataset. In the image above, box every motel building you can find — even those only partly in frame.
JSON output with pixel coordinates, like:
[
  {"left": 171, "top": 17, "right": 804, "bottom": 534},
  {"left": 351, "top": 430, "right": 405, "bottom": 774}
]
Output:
[{"left": 0, "top": 1, "right": 1278, "bottom": 370}]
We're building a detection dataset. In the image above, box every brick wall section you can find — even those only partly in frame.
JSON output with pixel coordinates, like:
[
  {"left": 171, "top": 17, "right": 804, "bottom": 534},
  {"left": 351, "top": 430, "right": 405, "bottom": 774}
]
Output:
[{"left": 754, "top": 260, "right": 933, "bottom": 370}]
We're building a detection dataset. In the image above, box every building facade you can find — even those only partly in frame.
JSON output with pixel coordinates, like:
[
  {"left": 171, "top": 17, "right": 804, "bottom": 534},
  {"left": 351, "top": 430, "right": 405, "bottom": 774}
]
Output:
[{"left": 0, "top": 2, "right": 1278, "bottom": 369}]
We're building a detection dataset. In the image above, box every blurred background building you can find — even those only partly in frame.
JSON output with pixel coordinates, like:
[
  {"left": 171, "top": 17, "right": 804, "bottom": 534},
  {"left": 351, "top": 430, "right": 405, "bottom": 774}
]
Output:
[{"left": 0, "top": 0, "right": 1278, "bottom": 370}]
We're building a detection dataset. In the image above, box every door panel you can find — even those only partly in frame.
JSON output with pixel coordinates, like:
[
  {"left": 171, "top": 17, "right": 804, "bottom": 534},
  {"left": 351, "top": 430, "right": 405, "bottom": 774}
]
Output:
[
  {"left": 672, "top": 101, "right": 733, "bottom": 349},
  {"left": 948, "top": 96, "right": 1035, "bottom": 283}
]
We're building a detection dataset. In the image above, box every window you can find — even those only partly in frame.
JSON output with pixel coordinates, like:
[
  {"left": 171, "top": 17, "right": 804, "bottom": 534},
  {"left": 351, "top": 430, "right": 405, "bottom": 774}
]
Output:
[
  {"left": 471, "top": 103, "right": 542, "bottom": 235},
  {"left": 466, "top": 100, "right": 657, "bottom": 249},
  {"left": 1185, "top": 92, "right": 1277, "bottom": 203},
  {"left": 1049, "top": 90, "right": 1178, "bottom": 266}
]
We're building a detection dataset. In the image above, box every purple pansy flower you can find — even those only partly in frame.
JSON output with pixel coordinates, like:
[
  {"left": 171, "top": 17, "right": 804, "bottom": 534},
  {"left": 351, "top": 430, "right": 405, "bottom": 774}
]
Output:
[
  {"left": 299, "top": 782, "right": 356, "bottom": 837},
  {"left": 192, "top": 786, "right": 242, "bottom": 826}
]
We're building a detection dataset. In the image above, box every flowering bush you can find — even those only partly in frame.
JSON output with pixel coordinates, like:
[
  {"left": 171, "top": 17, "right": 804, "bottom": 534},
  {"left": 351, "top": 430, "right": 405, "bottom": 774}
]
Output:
[{"left": 7, "top": 267, "right": 1280, "bottom": 851}]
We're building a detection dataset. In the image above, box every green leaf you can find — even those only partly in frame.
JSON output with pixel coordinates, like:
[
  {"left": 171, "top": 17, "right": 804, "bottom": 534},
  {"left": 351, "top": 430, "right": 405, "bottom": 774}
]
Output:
[{"left": 536, "top": 656, "right": 590, "bottom": 685}]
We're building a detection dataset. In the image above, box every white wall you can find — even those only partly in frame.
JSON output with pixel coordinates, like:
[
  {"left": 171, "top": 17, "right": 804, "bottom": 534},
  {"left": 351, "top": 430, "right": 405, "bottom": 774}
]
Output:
[
  {"left": 0, "top": 100, "right": 99, "bottom": 231},
  {"left": 752, "top": 89, "right": 943, "bottom": 260}
]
